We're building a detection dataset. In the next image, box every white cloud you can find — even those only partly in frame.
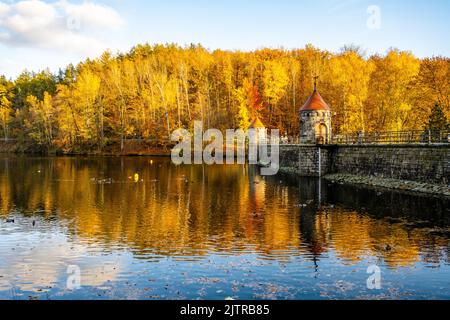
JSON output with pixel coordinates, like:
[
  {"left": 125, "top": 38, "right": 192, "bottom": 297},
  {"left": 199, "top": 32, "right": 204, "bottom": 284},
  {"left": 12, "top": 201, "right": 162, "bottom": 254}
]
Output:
[
  {"left": 0, "top": 0, "right": 124, "bottom": 55},
  {"left": 0, "top": 230, "right": 124, "bottom": 293},
  {"left": 0, "top": 2, "right": 10, "bottom": 17},
  {"left": 57, "top": 0, "right": 123, "bottom": 30}
]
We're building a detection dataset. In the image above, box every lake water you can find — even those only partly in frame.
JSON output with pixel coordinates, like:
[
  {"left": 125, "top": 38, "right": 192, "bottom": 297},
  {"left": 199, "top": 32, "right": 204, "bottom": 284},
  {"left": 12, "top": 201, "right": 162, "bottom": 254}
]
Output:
[{"left": 0, "top": 156, "right": 449, "bottom": 300}]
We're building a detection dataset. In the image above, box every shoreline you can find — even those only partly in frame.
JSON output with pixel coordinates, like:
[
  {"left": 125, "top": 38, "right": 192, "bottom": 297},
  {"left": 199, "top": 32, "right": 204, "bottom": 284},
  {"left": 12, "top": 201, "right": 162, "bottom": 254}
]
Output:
[
  {"left": 323, "top": 173, "right": 450, "bottom": 198},
  {"left": 2, "top": 143, "right": 449, "bottom": 198}
]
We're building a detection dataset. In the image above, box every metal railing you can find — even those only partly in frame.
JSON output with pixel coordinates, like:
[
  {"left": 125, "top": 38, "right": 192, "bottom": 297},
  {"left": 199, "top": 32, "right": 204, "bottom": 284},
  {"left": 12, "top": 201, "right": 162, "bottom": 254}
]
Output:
[
  {"left": 280, "top": 136, "right": 301, "bottom": 145},
  {"left": 332, "top": 130, "right": 450, "bottom": 145},
  {"left": 278, "top": 130, "right": 450, "bottom": 146},
  {"left": 1, "top": 130, "right": 448, "bottom": 146}
]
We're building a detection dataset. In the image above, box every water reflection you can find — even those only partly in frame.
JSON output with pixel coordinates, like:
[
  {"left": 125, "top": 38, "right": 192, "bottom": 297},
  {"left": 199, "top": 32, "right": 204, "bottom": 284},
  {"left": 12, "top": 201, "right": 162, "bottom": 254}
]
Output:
[{"left": 0, "top": 156, "right": 449, "bottom": 299}]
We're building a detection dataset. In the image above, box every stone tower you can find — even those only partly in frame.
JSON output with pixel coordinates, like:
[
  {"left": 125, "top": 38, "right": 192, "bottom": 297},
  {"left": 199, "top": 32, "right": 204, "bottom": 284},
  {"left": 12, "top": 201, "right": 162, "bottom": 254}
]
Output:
[{"left": 299, "top": 84, "right": 332, "bottom": 144}]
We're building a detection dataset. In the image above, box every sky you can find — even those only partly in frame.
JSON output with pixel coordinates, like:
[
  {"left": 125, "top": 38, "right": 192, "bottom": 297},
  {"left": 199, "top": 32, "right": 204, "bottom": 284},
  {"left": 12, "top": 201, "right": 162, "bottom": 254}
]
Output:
[{"left": 0, "top": 0, "right": 449, "bottom": 79}]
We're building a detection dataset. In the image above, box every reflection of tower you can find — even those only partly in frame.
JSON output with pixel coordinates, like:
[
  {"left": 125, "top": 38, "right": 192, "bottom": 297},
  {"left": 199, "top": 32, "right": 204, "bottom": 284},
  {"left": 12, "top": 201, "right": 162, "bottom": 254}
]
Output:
[{"left": 299, "top": 80, "right": 332, "bottom": 145}]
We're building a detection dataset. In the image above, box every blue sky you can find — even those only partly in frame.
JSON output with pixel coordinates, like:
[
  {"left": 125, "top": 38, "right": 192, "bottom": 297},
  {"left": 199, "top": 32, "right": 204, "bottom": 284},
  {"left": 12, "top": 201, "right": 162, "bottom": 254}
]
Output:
[{"left": 0, "top": 0, "right": 449, "bottom": 79}]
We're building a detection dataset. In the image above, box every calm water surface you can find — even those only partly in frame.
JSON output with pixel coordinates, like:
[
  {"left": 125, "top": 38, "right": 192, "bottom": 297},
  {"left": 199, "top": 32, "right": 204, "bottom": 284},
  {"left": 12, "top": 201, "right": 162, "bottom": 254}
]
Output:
[{"left": 0, "top": 156, "right": 449, "bottom": 300}]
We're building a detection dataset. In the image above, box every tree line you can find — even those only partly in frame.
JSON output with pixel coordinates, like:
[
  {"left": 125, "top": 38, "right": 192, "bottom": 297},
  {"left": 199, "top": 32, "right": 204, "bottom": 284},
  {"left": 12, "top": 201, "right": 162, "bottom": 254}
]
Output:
[{"left": 0, "top": 43, "right": 448, "bottom": 152}]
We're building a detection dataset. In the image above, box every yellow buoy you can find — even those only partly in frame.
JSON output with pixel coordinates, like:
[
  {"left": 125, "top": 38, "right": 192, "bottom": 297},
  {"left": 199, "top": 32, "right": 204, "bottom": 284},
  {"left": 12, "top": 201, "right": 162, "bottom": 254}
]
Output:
[{"left": 134, "top": 173, "right": 139, "bottom": 183}]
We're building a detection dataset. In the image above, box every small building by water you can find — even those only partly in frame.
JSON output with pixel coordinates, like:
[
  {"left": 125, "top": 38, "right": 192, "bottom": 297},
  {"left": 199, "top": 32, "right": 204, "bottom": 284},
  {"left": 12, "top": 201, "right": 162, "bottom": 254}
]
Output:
[
  {"left": 249, "top": 116, "right": 267, "bottom": 143},
  {"left": 300, "top": 84, "right": 332, "bottom": 145}
]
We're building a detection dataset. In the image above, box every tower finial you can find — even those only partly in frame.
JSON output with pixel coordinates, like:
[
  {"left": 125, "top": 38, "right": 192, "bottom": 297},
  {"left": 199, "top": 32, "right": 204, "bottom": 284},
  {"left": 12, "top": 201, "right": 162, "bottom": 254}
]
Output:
[{"left": 313, "top": 75, "right": 319, "bottom": 91}]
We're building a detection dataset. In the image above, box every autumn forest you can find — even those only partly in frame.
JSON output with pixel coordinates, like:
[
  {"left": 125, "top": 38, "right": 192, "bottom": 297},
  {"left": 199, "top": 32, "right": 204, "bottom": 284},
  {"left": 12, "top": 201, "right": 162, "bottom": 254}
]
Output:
[{"left": 0, "top": 43, "right": 449, "bottom": 153}]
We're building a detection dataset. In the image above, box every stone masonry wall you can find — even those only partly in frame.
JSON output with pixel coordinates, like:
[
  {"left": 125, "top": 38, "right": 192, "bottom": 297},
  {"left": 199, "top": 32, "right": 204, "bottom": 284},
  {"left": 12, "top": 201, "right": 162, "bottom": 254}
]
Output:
[
  {"left": 332, "top": 145, "right": 450, "bottom": 186},
  {"left": 279, "top": 144, "right": 450, "bottom": 186},
  {"left": 279, "top": 145, "right": 332, "bottom": 177}
]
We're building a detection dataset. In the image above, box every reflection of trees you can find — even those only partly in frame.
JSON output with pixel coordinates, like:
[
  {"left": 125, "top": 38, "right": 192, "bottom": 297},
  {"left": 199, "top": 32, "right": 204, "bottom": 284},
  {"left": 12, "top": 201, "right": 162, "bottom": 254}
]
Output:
[
  {"left": 0, "top": 158, "right": 301, "bottom": 258},
  {"left": 0, "top": 157, "right": 449, "bottom": 269}
]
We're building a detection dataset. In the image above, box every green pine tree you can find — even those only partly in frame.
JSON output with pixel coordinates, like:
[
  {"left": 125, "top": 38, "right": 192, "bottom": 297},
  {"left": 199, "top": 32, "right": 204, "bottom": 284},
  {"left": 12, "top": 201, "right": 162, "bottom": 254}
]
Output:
[{"left": 426, "top": 103, "right": 448, "bottom": 131}]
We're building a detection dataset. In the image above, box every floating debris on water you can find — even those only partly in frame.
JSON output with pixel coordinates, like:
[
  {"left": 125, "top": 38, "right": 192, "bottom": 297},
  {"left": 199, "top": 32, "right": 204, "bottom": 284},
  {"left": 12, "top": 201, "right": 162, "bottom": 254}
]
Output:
[{"left": 92, "top": 178, "right": 114, "bottom": 185}]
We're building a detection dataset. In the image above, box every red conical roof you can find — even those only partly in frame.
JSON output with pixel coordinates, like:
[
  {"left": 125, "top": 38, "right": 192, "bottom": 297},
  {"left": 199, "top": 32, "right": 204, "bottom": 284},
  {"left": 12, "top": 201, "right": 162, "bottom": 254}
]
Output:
[{"left": 300, "top": 89, "right": 330, "bottom": 112}]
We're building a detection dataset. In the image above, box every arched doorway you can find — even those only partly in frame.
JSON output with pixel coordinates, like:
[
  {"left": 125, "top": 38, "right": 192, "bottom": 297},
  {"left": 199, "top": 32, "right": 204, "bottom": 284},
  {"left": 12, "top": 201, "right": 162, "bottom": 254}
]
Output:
[{"left": 316, "top": 123, "right": 328, "bottom": 144}]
